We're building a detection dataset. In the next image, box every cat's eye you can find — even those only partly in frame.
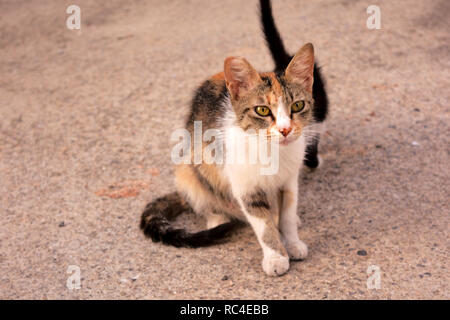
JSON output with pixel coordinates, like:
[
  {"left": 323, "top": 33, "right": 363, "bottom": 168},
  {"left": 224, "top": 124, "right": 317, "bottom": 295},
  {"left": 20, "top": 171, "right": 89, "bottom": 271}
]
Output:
[
  {"left": 255, "top": 106, "right": 271, "bottom": 117},
  {"left": 291, "top": 101, "right": 305, "bottom": 113}
]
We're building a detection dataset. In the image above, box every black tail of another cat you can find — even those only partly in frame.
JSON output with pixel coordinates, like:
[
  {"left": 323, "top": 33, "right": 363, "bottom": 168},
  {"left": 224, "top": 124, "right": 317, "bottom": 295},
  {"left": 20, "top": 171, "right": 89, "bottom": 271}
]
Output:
[
  {"left": 140, "top": 192, "right": 239, "bottom": 248},
  {"left": 259, "top": 0, "right": 291, "bottom": 72},
  {"left": 260, "top": 0, "right": 329, "bottom": 169}
]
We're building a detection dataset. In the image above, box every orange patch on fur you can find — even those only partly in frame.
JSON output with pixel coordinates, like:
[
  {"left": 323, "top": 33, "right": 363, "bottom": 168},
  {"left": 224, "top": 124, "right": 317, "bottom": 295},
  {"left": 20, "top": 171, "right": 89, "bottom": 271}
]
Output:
[
  {"left": 175, "top": 164, "right": 211, "bottom": 199},
  {"left": 283, "top": 190, "right": 295, "bottom": 207},
  {"left": 211, "top": 72, "right": 225, "bottom": 80},
  {"left": 260, "top": 72, "right": 283, "bottom": 104}
]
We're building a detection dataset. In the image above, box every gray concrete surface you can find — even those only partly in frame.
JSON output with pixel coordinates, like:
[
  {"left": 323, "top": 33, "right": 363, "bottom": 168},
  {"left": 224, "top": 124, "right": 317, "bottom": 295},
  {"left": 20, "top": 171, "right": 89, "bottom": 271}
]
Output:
[{"left": 0, "top": 0, "right": 449, "bottom": 299}]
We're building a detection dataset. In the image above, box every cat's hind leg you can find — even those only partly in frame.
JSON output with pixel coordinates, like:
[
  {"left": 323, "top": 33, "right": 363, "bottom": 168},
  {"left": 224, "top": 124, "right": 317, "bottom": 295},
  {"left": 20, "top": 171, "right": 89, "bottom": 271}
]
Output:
[
  {"left": 303, "top": 122, "right": 326, "bottom": 170},
  {"left": 303, "top": 137, "right": 322, "bottom": 169},
  {"left": 175, "top": 164, "right": 234, "bottom": 229},
  {"left": 206, "top": 210, "right": 231, "bottom": 229}
]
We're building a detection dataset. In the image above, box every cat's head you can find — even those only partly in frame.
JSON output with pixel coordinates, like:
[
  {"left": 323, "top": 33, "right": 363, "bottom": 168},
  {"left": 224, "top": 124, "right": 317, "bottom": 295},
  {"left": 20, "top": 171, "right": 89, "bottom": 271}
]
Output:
[{"left": 224, "top": 43, "right": 315, "bottom": 145}]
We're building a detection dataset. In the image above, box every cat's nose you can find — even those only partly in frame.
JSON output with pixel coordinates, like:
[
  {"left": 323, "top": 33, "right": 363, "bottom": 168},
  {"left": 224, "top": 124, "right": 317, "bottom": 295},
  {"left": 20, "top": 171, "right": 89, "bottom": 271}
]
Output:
[{"left": 279, "top": 127, "right": 292, "bottom": 137}]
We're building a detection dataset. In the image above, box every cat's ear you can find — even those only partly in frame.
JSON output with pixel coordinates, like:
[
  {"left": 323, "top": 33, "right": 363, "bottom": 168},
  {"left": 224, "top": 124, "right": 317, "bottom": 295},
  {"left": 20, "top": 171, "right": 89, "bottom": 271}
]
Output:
[
  {"left": 224, "top": 57, "right": 261, "bottom": 100},
  {"left": 285, "top": 43, "right": 314, "bottom": 92}
]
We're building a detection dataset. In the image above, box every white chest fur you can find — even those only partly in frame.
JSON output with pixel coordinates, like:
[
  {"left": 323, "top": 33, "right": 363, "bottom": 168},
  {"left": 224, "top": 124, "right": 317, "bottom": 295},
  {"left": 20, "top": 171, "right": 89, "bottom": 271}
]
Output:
[{"left": 222, "top": 126, "right": 305, "bottom": 196}]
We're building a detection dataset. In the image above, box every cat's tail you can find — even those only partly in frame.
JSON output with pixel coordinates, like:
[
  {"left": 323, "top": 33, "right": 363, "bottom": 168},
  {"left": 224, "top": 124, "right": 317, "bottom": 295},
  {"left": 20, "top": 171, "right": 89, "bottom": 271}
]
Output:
[
  {"left": 259, "top": 0, "right": 291, "bottom": 72},
  {"left": 140, "top": 192, "right": 239, "bottom": 248}
]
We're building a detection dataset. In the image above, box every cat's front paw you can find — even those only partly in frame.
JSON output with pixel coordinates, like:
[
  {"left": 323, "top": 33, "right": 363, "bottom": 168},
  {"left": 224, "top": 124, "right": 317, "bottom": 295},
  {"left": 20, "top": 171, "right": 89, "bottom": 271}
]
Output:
[
  {"left": 284, "top": 240, "right": 308, "bottom": 261},
  {"left": 262, "top": 252, "right": 290, "bottom": 276}
]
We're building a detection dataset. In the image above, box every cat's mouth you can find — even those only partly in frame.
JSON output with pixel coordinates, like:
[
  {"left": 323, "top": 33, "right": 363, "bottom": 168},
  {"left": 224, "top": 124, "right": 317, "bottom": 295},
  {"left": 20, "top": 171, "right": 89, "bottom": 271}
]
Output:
[
  {"left": 264, "top": 132, "right": 299, "bottom": 145},
  {"left": 279, "top": 135, "right": 297, "bottom": 145}
]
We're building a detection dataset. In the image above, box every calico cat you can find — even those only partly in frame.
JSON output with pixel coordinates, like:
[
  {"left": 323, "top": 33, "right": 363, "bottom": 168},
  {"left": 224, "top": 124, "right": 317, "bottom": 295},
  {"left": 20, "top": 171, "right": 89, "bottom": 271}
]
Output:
[{"left": 140, "top": 0, "right": 328, "bottom": 276}]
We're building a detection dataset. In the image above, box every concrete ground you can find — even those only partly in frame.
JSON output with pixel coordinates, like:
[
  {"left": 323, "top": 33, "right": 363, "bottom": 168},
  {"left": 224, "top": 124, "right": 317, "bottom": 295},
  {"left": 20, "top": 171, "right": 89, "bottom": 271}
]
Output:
[{"left": 0, "top": 0, "right": 448, "bottom": 299}]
